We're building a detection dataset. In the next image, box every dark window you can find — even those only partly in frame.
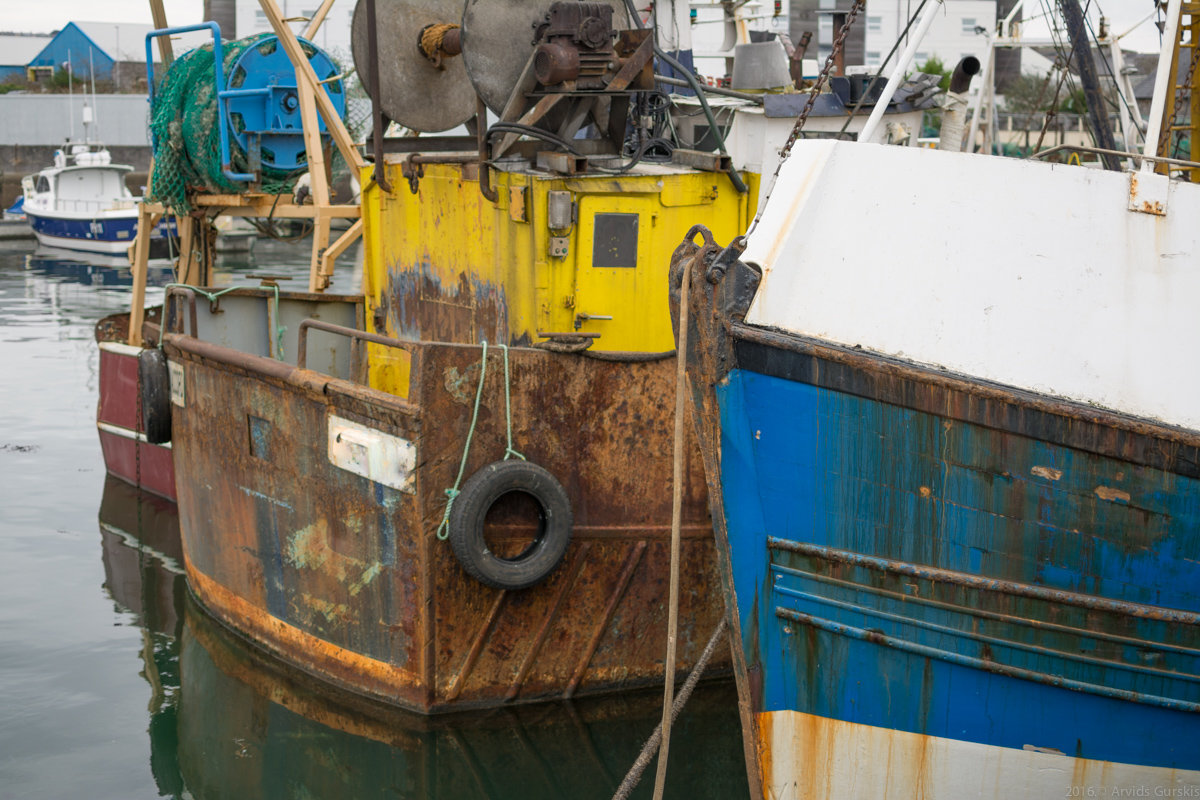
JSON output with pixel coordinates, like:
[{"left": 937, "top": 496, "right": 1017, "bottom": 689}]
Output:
[
  {"left": 36, "top": 176, "right": 50, "bottom": 193},
  {"left": 592, "top": 213, "right": 638, "bottom": 268}
]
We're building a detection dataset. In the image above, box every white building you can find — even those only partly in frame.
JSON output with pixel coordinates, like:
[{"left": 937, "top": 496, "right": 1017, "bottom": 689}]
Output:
[
  {"left": 234, "top": 0, "right": 354, "bottom": 59},
  {"left": 863, "top": 0, "right": 995, "bottom": 71}
]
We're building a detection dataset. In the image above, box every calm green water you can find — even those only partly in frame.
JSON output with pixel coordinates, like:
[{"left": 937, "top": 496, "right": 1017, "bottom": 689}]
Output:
[{"left": 0, "top": 239, "right": 749, "bottom": 799}]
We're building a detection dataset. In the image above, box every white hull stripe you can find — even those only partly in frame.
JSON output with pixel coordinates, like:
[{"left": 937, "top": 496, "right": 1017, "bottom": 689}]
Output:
[
  {"left": 757, "top": 709, "right": 1200, "bottom": 800},
  {"left": 97, "top": 421, "right": 173, "bottom": 448}
]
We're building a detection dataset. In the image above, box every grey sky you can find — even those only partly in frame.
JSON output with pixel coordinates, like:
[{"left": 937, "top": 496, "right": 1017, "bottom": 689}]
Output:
[{"left": 0, "top": 0, "right": 1169, "bottom": 51}]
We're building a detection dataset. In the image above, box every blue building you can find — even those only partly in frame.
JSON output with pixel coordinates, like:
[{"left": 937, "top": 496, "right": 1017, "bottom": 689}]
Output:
[{"left": 26, "top": 22, "right": 154, "bottom": 87}]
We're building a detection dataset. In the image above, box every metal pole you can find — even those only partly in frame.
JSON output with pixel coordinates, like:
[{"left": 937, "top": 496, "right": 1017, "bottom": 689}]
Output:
[
  {"left": 1143, "top": 0, "right": 1183, "bottom": 170},
  {"left": 859, "top": 0, "right": 944, "bottom": 142},
  {"left": 1060, "top": 0, "right": 1120, "bottom": 170}
]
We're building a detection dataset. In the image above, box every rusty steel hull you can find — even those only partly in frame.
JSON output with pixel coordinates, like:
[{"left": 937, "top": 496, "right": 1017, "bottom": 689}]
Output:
[
  {"left": 164, "top": 331, "right": 728, "bottom": 713},
  {"left": 672, "top": 238, "right": 1200, "bottom": 799}
]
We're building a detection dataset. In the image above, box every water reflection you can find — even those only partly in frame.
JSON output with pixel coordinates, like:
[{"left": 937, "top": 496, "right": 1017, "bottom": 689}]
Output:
[
  {"left": 25, "top": 247, "right": 174, "bottom": 287},
  {"left": 97, "top": 464, "right": 749, "bottom": 800}
]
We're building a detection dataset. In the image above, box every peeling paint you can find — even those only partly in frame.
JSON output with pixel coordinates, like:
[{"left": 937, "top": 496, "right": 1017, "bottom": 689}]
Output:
[
  {"left": 349, "top": 562, "right": 382, "bottom": 596},
  {"left": 1032, "top": 466, "right": 1063, "bottom": 481},
  {"left": 1095, "top": 485, "right": 1131, "bottom": 503}
]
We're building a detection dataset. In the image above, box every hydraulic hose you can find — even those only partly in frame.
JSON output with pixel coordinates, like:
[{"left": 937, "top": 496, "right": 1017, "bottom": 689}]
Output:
[{"left": 621, "top": 0, "right": 748, "bottom": 194}]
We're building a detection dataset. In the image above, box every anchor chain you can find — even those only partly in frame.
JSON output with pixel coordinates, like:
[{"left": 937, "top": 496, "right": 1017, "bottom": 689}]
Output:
[{"left": 749, "top": 0, "right": 864, "bottom": 234}]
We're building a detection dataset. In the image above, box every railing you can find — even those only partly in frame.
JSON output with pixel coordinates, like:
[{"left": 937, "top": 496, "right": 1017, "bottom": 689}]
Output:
[
  {"left": 47, "top": 198, "right": 137, "bottom": 213},
  {"left": 297, "top": 319, "right": 413, "bottom": 373}
]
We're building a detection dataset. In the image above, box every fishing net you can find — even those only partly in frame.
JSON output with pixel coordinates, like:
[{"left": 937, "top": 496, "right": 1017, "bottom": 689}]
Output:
[{"left": 147, "top": 34, "right": 317, "bottom": 212}]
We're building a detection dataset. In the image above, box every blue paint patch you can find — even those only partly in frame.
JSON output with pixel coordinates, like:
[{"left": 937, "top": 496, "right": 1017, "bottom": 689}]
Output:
[
  {"left": 716, "top": 367, "right": 1200, "bottom": 770},
  {"left": 252, "top": 494, "right": 288, "bottom": 620},
  {"left": 374, "top": 482, "right": 396, "bottom": 567}
]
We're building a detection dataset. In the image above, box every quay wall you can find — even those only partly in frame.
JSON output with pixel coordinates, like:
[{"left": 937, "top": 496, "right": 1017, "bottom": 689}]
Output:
[{"left": 0, "top": 94, "right": 152, "bottom": 207}]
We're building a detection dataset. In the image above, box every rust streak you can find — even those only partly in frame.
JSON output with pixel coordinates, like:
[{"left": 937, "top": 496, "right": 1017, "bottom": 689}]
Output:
[
  {"left": 444, "top": 589, "right": 508, "bottom": 701},
  {"left": 505, "top": 542, "right": 593, "bottom": 702},
  {"left": 564, "top": 540, "right": 648, "bottom": 698}
]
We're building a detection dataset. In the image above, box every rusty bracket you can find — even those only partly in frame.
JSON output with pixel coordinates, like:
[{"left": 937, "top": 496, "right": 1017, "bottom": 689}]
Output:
[
  {"left": 671, "top": 149, "right": 732, "bottom": 173},
  {"left": 536, "top": 151, "right": 589, "bottom": 175},
  {"left": 365, "top": 0, "right": 392, "bottom": 194},
  {"left": 165, "top": 286, "right": 199, "bottom": 337},
  {"left": 401, "top": 155, "right": 425, "bottom": 194}
]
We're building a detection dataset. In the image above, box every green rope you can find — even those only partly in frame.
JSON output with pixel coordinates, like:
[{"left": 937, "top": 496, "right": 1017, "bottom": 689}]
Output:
[
  {"left": 500, "top": 344, "right": 525, "bottom": 462},
  {"left": 434, "top": 342, "right": 526, "bottom": 541},
  {"left": 160, "top": 282, "right": 286, "bottom": 360},
  {"left": 436, "top": 340, "right": 490, "bottom": 540}
]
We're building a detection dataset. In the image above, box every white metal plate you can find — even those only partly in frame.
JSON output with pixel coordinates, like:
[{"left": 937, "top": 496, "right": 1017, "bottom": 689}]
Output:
[
  {"left": 327, "top": 415, "right": 416, "bottom": 493},
  {"left": 168, "top": 360, "right": 185, "bottom": 407}
]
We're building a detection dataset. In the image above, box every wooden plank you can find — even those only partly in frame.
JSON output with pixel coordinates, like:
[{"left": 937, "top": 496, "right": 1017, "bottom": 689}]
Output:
[
  {"left": 320, "top": 217, "right": 363, "bottom": 281},
  {"left": 297, "top": 75, "right": 333, "bottom": 291},
  {"left": 302, "top": 0, "right": 338, "bottom": 39},
  {"left": 127, "top": 204, "right": 156, "bottom": 346},
  {"left": 149, "top": 0, "right": 174, "bottom": 65}
]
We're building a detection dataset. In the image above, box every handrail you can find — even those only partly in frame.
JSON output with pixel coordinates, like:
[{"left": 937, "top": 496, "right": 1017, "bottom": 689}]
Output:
[
  {"left": 296, "top": 319, "right": 414, "bottom": 372},
  {"left": 164, "top": 286, "right": 199, "bottom": 338},
  {"left": 1032, "top": 143, "right": 1200, "bottom": 170},
  {"left": 145, "top": 22, "right": 255, "bottom": 183}
]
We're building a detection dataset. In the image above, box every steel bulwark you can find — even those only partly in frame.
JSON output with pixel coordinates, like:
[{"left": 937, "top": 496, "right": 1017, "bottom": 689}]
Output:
[{"left": 165, "top": 331, "right": 728, "bottom": 713}]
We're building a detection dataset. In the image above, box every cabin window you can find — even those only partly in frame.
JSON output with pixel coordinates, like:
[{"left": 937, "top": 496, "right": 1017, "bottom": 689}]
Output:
[
  {"left": 592, "top": 213, "right": 638, "bottom": 268},
  {"left": 35, "top": 176, "right": 50, "bottom": 193},
  {"left": 867, "top": 15, "right": 881, "bottom": 32},
  {"left": 866, "top": 51, "right": 881, "bottom": 64},
  {"left": 961, "top": 17, "right": 977, "bottom": 33}
]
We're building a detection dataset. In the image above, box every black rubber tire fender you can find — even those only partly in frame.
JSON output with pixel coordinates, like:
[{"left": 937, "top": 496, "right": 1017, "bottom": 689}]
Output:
[
  {"left": 447, "top": 460, "right": 573, "bottom": 591},
  {"left": 138, "top": 348, "right": 172, "bottom": 445}
]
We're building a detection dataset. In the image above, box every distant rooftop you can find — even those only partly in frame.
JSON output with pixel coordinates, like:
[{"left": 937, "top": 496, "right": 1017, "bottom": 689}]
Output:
[
  {"left": 0, "top": 33, "right": 54, "bottom": 68},
  {"left": 70, "top": 21, "right": 157, "bottom": 63}
]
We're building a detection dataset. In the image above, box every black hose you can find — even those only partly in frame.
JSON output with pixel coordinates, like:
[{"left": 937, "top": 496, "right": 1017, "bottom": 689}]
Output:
[
  {"left": 487, "top": 123, "right": 582, "bottom": 155},
  {"left": 620, "top": 0, "right": 748, "bottom": 195}
]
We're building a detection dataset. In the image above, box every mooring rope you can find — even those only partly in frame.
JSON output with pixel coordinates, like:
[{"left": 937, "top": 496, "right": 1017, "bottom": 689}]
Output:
[
  {"left": 611, "top": 617, "right": 727, "bottom": 800},
  {"left": 436, "top": 342, "right": 524, "bottom": 540},
  {"left": 650, "top": 256, "right": 692, "bottom": 800}
]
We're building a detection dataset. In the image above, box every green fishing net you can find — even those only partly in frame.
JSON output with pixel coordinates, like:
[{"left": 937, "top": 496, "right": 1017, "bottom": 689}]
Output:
[{"left": 147, "top": 34, "right": 308, "bottom": 212}]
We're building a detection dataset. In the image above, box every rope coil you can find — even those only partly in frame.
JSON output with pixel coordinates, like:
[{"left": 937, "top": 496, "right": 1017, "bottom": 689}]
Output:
[{"left": 419, "top": 23, "right": 460, "bottom": 68}]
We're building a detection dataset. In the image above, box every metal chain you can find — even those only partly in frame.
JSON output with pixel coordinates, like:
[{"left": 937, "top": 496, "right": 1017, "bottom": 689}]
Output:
[
  {"left": 747, "top": 0, "right": 864, "bottom": 236},
  {"left": 782, "top": 0, "right": 865, "bottom": 164}
]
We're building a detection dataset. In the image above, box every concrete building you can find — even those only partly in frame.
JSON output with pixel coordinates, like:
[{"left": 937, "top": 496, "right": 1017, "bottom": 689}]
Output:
[
  {"left": 863, "top": 0, "right": 995, "bottom": 71},
  {"left": 0, "top": 34, "right": 53, "bottom": 83}
]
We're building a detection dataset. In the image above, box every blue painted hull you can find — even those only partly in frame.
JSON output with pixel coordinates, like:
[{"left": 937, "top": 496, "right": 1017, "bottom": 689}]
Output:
[
  {"left": 715, "top": 362, "right": 1200, "bottom": 771},
  {"left": 26, "top": 210, "right": 174, "bottom": 257}
]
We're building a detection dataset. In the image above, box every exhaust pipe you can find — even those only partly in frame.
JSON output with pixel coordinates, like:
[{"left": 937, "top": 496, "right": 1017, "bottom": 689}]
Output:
[{"left": 939, "top": 56, "right": 981, "bottom": 152}]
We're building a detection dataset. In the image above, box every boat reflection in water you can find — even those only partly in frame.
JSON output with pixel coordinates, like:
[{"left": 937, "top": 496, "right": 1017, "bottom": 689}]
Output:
[
  {"left": 97, "top": 475, "right": 186, "bottom": 797},
  {"left": 27, "top": 246, "right": 174, "bottom": 287},
  {"left": 97, "top": 477, "right": 749, "bottom": 800}
]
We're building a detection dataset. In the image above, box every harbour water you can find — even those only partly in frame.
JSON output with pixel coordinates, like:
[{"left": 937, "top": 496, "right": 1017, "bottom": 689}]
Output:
[{"left": 0, "top": 239, "right": 749, "bottom": 799}]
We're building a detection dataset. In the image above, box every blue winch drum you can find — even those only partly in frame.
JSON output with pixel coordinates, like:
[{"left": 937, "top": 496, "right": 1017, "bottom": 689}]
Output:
[{"left": 223, "top": 36, "right": 346, "bottom": 174}]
